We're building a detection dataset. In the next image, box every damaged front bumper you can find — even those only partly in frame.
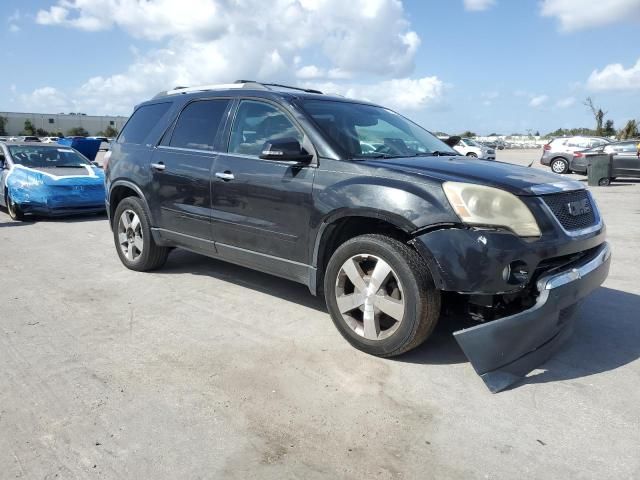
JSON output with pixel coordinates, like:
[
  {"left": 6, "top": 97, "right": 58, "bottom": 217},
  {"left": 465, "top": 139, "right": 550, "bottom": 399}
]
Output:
[{"left": 453, "top": 242, "right": 611, "bottom": 392}]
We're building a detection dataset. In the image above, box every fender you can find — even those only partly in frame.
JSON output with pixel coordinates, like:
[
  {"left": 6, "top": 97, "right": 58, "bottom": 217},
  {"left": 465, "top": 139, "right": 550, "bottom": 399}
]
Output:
[{"left": 108, "top": 179, "right": 154, "bottom": 229}]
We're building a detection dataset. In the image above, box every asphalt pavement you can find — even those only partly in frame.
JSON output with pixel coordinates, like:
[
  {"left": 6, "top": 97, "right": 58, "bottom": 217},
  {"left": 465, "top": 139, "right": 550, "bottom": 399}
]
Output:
[{"left": 1, "top": 149, "right": 638, "bottom": 479}]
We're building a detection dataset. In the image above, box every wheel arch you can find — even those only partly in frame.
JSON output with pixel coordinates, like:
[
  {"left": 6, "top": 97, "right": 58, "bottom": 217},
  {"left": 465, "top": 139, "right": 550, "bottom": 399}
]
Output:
[
  {"left": 109, "top": 180, "right": 154, "bottom": 229},
  {"left": 310, "top": 209, "right": 436, "bottom": 296}
]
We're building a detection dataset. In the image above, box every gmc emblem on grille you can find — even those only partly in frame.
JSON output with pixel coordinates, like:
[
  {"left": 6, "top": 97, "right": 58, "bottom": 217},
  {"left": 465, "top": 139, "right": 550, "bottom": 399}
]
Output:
[{"left": 566, "top": 198, "right": 591, "bottom": 216}]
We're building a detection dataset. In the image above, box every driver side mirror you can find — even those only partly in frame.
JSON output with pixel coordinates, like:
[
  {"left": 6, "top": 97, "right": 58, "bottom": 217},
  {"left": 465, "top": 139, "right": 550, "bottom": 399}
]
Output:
[
  {"left": 444, "top": 136, "right": 461, "bottom": 147},
  {"left": 259, "top": 138, "right": 313, "bottom": 163}
]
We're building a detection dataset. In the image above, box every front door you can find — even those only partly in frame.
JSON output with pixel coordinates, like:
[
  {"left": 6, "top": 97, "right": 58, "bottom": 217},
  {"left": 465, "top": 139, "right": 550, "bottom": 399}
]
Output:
[
  {"left": 148, "top": 98, "right": 232, "bottom": 246},
  {"left": 211, "top": 99, "right": 316, "bottom": 276}
]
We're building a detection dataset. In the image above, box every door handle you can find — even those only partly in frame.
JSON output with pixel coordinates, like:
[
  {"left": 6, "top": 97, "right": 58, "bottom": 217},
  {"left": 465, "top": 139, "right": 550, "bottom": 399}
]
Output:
[
  {"left": 151, "top": 162, "right": 166, "bottom": 171},
  {"left": 215, "top": 171, "right": 235, "bottom": 181}
]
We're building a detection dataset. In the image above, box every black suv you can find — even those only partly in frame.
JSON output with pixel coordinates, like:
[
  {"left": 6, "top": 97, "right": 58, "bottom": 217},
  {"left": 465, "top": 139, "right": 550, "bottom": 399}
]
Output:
[{"left": 105, "top": 81, "right": 610, "bottom": 392}]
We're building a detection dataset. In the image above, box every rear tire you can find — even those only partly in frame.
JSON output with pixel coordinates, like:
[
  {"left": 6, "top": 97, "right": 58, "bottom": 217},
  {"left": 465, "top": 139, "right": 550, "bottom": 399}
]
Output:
[
  {"left": 6, "top": 192, "right": 24, "bottom": 221},
  {"left": 550, "top": 158, "right": 569, "bottom": 174},
  {"left": 598, "top": 178, "right": 611, "bottom": 186},
  {"left": 113, "top": 196, "right": 169, "bottom": 271},
  {"left": 324, "top": 234, "right": 441, "bottom": 357}
]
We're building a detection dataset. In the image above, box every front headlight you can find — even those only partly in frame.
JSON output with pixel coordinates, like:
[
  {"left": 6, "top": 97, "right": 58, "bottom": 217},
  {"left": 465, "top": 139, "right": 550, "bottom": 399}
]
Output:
[{"left": 442, "top": 181, "right": 541, "bottom": 237}]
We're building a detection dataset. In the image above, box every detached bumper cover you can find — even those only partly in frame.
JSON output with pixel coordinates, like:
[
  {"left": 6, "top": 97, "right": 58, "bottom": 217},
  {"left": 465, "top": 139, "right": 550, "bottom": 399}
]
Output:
[{"left": 453, "top": 242, "right": 611, "bottom": 392}]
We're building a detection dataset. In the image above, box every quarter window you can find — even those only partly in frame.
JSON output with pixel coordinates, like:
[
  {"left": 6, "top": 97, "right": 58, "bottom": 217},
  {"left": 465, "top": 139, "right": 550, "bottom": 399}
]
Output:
[
  {"left": 169, "top": 99, "right": 230, "bottom": 151},
  {"left": 118, "top": 102, "right": 171, "bottom": 145},
  {"left": 229, "top": 100, "right": 302, "bottom": 156}
]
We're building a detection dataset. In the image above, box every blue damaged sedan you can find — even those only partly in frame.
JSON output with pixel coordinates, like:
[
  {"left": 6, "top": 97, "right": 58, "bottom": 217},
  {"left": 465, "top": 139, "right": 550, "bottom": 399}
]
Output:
[{"left": 0, "top": 142, "right": 105, "bottom": 220}]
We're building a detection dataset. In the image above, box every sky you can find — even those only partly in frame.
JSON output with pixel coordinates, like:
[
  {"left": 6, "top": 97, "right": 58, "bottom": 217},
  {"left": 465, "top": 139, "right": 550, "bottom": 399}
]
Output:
[{"left": 2, "top": 0, "right": 640, "bottom": 135}]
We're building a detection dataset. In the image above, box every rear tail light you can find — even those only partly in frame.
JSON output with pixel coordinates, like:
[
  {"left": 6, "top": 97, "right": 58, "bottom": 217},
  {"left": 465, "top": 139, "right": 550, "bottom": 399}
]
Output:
[
  {"left": 543, "top": 144, "right": 551, "bottom": 151},
  {"left": 574, "top": 152, "right": 584, "bottom": 158}
]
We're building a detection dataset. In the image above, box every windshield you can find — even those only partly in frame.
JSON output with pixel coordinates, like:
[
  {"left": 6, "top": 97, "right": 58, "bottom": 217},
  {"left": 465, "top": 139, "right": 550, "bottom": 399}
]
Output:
[
  {"left": 463, "top": 138, "right": 479, "bottom": 146},
  {"left": 301, "top": 100, "right": 457, "bottom": 159},
  {"left": 8, "top": 145, "right": 91, "bottom": 168}
]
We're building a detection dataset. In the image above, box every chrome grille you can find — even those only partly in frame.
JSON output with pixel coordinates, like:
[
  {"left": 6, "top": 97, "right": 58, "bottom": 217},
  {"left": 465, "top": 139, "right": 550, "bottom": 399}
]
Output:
[{"left": 541, "top": 190, "right": 597, "bottom": 231}]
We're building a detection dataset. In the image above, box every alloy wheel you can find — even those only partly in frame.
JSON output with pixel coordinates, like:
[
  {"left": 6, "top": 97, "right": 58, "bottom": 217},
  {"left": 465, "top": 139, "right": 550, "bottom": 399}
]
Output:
[
  {"left": 551, "top": 159, "right": 567, "bottom": 173},
  {"left": 334, "top": 254, "right": 405, "bottom": 341},
  {"left": 117, "top": 209, "right": 144, "bottom": 261}
]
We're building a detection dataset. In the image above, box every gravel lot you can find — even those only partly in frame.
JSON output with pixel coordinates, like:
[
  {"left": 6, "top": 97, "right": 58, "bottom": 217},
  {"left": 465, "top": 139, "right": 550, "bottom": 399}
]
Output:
[{"left": 1, "top": 150, "right": 638, "bottom": 479}]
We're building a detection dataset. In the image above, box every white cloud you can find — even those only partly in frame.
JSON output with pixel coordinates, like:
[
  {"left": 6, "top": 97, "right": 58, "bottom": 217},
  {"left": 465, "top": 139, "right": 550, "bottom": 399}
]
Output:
[
  {"left": 27, "top": 0, "right": 442, "bottom": 115},
  {"left": 304, "top": 76, "right": 444, "bottom": 111},
  {"left": 529, "top": 95, "right": 549, "bottom": 107},
  {"left": 296, "top": 65, "right": 325, "bottom": 80},
  {"left": 9, "top": 24, "right": 20, "bottom": 32},
  {"left": 555, "top": 96, "right": 576, "bottom": 108},
  {"left": 19, "top": 87, "right": 72, "bottom": 112},
  {"left": 464, "top": 0, "right": 496, "bottom": 11},
  {"left": 587, "top": 58, "right": 640, "bottom": 91},
  {"left": 540, "top": 0, "right": 640, "bottom": 31}
]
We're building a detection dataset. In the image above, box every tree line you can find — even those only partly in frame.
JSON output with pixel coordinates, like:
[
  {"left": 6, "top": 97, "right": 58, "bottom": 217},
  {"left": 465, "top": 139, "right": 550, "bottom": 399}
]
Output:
[{"left": 0, "top": 117, "right": 119, "bottom": 138}]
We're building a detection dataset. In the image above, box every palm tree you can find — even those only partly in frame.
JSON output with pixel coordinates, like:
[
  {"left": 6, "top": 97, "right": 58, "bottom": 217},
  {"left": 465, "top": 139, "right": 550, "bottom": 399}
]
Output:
[{"left": 618, "top": 120, "right": 639, "bottom": 140}]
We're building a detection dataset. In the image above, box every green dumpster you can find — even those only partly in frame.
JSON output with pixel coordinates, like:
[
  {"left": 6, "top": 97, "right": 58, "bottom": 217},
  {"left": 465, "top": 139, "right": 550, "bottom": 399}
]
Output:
[{"left": 587, "top": 153, "right": 612, "bottom": 186}]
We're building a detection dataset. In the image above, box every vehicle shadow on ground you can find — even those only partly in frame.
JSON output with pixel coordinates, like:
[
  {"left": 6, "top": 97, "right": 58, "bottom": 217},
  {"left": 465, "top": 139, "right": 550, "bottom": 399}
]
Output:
[
  {"left": 0, "top": 210, "right": 107, "bottom": 226},
  {"left": 521, "top": 286, "right": 640, "bottom": 386},
  {"left": 160, "top": 249, "right": 327, "bottom": 312},
  {"left": 158, "top": 251, "right": 640, "bottom": 382}
]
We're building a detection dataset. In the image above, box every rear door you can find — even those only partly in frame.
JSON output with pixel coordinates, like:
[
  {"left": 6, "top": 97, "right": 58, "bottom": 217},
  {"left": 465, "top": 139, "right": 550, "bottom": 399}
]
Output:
[
  {"left": 148, "top": 98, "right": 232, "bottom": 245},
  {"left": 611, "top": 142, "right": 640, "bottom": 177},
  {"left": 210, "top": 98, "right": 316, "bottom": 278}
]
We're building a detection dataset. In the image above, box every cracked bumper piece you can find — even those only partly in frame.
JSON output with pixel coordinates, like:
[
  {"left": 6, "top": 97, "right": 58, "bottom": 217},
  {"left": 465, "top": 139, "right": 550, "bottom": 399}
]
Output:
[{"left": 454, "top": 242, "right": 611, "bottom": 393}]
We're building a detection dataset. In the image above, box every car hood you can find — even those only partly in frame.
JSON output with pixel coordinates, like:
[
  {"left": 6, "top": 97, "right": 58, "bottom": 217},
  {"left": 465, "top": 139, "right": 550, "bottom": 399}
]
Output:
[
  {"left": 9, "top": 164, "right": 104, "bottom": 186},
  {"left": 362, "top": 155, "right": 583, "bottom": 196}
]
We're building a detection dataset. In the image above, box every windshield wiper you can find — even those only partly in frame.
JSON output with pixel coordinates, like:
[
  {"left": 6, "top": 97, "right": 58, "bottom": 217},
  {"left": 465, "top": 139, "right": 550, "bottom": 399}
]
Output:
[
  {"left": 423, "top": 151, "right": 456, "bottom": 157},
  {"left": 55, "top": 164, "right": 86, "bottom": 168},
  {"left": 354, "top": 153, "right": 402, "bottom": 159}
]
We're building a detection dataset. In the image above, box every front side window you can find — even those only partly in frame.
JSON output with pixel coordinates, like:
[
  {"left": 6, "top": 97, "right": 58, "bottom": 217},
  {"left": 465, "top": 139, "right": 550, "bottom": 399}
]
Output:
[
  {"left": 229, "top": 100, "right": 303, "bottom": 156},
  {"left": 169, "top": 99, "right": 230, "bottom": 151},
  {"left": 617, "top": 142, "right": 638, "bottom": 153},
  {"left": 301, "top": 100, "right": 456, "bottom": 159},
  {"left": 118, "top": 102, "right": 171, "bottom": 145}
]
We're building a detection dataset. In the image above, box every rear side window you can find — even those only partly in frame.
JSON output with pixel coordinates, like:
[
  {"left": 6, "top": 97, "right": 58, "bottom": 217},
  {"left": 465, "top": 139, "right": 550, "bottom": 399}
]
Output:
[
  {"left": 169, "top": 99, "right": 230, "bottom": 151},
  {"left": 118, "top": 102, "right": 171, "bottom": 145}
]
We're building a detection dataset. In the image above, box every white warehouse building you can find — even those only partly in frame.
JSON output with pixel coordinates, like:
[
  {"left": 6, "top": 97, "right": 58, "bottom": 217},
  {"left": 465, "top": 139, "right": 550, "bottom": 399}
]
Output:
[{"left": 0, "top": 111, "right": 129, "bottom": 136}]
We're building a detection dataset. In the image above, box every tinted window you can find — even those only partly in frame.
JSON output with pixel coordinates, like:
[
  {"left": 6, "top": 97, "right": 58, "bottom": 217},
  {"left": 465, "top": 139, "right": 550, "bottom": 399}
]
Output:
[
  {"left": 302, "top": 100, "right": 455, "bottom": 158},
  {"left": 118, "top": 102, "right": 171, "bottom": 145},
  {"left": 229, "top": 101, "right": 302, "bottom": 156},
  {"left": 169, "top": 99, "right": 229, "bottom": 151}
]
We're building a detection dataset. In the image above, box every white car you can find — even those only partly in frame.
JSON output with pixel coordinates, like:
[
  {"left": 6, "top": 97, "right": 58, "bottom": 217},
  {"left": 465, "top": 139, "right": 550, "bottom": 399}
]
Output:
[
  {"left": 41, "top": 136, "right": 60, "bottom": 143},
  {"left": 453, "top": 138, "right": 496, "bottom": 160}
]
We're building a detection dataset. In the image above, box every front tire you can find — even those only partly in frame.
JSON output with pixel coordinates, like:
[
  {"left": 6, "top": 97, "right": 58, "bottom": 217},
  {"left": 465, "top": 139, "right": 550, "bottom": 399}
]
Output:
[
  {"left": 113, "top": 196, "right": 169, "bottom": 271},
  {"left": 6, "top": 192, "right": 24, "bottom": 221},
  {"left": 324, "top": 234, "right": 441, "bottom": 357},
  {"left": 466, "top": 152, "right": 478, "bottom": 158},
  {"left": 550, "top": 158, "right": 569, "bottom": 174}
]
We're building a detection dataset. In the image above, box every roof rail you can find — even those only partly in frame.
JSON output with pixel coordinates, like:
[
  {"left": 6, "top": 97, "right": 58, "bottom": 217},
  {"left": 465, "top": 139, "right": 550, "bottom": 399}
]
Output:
[
  {"left": 153, "top": 80, "right": 323, "bottom": 99},
  {"left": 235, "top": 80, "right": 323, "bottom": 95}
]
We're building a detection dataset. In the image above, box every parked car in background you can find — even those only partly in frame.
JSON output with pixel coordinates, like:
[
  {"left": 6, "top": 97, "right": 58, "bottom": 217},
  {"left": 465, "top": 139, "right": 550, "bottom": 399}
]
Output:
[
  {"left": 0, "top": 137, "right": 8, "bottom": 142},
  {"left": 104, "top": 80, "right": 610, "bottom": 392},
  {"left": 540, "top": 136, "right": 611, "bottom": 174},
  {"left": 453, "top": 138, "right": 496, "bottom": 160},
  {"left": 570, "top": 140, "right": 640, "bottom": 179},
  {"left": 41, "top": 136, "right": 60, "bottom": 143},
  {"left": 0, "top": 142, "right": 105, "bottom": 220},
  {"left": 19, "top": 136, "right": 41, "bottom": 142},
  {"left": 89, "top": 136, "right": 111, "bottom": 151}
]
